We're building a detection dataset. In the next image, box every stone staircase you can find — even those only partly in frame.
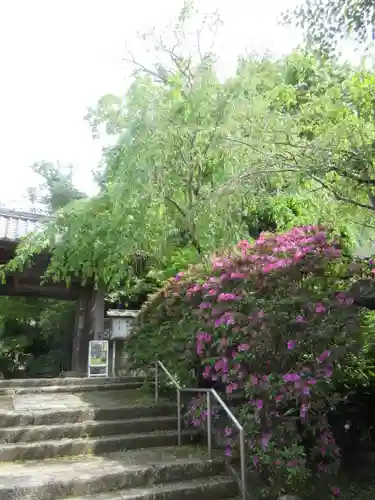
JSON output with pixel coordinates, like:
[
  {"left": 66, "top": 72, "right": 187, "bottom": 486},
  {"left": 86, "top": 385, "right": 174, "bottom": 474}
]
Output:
[{"left": 0, "top": 376, "right": 239, "bottom": 500}]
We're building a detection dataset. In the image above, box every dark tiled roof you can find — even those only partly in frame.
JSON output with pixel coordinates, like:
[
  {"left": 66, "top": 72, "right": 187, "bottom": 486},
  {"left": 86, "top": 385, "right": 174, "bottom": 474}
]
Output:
[{"left": 0, "top": 208, "right": 46, "bottom": 241}]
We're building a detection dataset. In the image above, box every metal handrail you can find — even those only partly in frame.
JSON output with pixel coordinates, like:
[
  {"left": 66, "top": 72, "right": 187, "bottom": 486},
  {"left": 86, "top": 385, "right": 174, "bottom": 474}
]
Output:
[{"left": 154, "top": 360, "right": 247, "bottom": 500}]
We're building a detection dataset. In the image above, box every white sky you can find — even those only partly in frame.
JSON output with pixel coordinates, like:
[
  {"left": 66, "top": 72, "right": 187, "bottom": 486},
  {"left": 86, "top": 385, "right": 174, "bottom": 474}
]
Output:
[{"left": 0, "top": 0, "right": 303, "bottom": 209}]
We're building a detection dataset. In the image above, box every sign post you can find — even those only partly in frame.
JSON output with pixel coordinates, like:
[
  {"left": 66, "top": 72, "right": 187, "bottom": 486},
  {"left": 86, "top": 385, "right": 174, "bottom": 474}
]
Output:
[
  {"left": 107, "top": 309, "right": 139, "bottom": 377},
  {"left": 88, "top": 340, "right": 109, "bottom": 378}
]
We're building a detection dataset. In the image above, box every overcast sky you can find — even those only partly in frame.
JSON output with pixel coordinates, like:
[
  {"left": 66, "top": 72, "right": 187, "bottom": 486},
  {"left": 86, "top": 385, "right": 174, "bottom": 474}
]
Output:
[{"left": 0, "top": 0, "right": 303, "bottom": 209}]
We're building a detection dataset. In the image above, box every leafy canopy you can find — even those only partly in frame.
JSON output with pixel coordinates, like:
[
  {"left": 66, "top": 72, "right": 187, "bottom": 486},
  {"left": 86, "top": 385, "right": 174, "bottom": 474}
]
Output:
[
  {"left": 285, "top": 0, "right": 375, "bottom": 53},
  {"left": 4, "top": 4, "right": 375, "bottom": 289}
]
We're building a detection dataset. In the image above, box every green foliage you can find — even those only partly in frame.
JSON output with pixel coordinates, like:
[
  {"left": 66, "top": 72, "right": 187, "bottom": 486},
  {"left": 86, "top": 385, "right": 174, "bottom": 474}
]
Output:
[
  {"left": 27, "top": 161, "right": 87, "bottom": 213},
  {"left": 4, "top": 4, "right": 375, "bottom": 297},
  {"left": 127, "top": 226, "right": 374, "bottom": 496},
  {"left": 0, "top": 297, "right": 75, "bottom": 377},
  {"left": 284, "top": 0, "right": 375, "bottom": 53}
]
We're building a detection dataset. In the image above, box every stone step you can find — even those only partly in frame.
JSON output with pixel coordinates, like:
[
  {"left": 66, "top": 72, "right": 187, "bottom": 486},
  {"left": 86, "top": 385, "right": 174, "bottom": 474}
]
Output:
[
  {"left": 0, "top": 430, "right": 198, "bottom": 461},
  {"left": 0, "top": 377, "right": 145, "bottom": 388},
  {"left": 0, "top": 446, "right": 230, "bottom": 500},
  {"left": 0, "top": 381, "right": 144, "bottom": 395},
  {"left": 0, "top": 416, "right": 177, "bottom": 443},
  {"left": 67, "top": 476, "right": 237, "bottom": 500},
  {"left": 0, "top": 403, "right": 176, "bottom": 427}
]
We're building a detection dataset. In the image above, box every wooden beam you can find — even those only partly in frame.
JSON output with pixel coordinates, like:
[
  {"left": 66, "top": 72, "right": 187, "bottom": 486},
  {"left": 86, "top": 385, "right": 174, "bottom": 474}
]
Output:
[
  {"left": 0, "top": 278, "right": 82, "bottom": 300},
  {"left": 0, "top": 239, "right": 93, "bottom": 300}
]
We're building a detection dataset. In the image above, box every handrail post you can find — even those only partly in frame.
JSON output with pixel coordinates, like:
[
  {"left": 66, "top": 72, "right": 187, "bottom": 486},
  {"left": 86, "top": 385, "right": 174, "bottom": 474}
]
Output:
[
  {"left": 155, "top": 362, "right": 159, "bottom": 404},
  {"left": 153, "top": 361, "right": 247, "bottom": 498},
  {"left": 239, "top": 428, "right": 246, "bottom": 500},
  {"left": 206, "top": 391, "right": 213, "bottom": 459},
  {"left": 177, "top": 388, "right": 182, "bottom": 446}
]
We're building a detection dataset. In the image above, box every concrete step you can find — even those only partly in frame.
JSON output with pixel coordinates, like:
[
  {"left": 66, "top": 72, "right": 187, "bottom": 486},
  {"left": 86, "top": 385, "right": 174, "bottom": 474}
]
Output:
[
  {"left": 0, "top": 381, "right": 144, "bottom": 395},
  {"left": 0, "top": 430, "right": 198, "bottom": 461},
  {"left": 0, "top": 446, "right": 230, "bottom": 500},
  {"left": 0, "top": 377, "right": 145, "bottom": 388},
  {"left": 0, "top": 416, "right": 177, "bottom": 443},
  {"left": 0, "top": 403, "right": 176, "bottom": 427},
  {"left": 67, "top": 476, "right": 237, "bottom": 499}
]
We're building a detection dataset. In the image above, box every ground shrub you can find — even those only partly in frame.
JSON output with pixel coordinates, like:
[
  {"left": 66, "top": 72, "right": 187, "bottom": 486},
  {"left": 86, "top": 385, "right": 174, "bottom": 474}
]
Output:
[{"left": 127, "top": 225, "right": 374, "bottom": 496}]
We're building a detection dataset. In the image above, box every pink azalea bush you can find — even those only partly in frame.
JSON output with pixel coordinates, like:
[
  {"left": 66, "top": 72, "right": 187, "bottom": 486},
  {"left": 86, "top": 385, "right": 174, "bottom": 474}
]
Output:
[{"left": 127, "top": 225, "right": 374, "bottom": 495}]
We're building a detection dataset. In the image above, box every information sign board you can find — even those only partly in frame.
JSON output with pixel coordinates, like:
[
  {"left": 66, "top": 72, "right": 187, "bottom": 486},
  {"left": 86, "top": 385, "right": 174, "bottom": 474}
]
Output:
[{"left": 88, "top": 340, "right": 109, "bottom": 377}]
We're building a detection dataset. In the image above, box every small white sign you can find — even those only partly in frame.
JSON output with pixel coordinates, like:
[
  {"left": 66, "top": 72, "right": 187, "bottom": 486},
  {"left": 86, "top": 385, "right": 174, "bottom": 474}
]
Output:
[
  {"left": 110, "top": 317, "right": 134, "bottom": 339},
  {"left": 88, "top": 340, "right": 109, "bottom": 378}
]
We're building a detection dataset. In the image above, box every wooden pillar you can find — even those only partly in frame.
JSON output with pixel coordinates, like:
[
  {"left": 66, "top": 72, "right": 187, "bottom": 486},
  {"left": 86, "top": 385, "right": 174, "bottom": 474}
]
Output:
[
  {"left": 71, "top": 285, "right": 106, "bottom": 376},
  {"left": 89, "top": 287, "right": 105, "bottom": 340},
  {"left": 71, "top": 290, "right": 87, "bottom": 375}
]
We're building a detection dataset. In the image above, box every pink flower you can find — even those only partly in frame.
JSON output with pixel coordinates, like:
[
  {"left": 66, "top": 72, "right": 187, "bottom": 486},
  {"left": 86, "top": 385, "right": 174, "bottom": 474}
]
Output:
[
  {"left": 260, "top": 433, "right": 271, "bottom": 449},
  {"left": 199, "top": 302, "right": 211, "bottom": 309},
  {"left": 252, "top": 455, "right": 259, "bottom": 467},
  {"left": 324, "top": 367, "right": 333, "bottom": 377},
  {"left": 250, "top": 375, "right": 258, "bottom": 385},
  {"left": 215, "top": 312, "right": 235, "bottom": 326},
  {"left": 226, "top": 382, "right": 237, "bottom": 394},
  {"left": 230, "top": 272, "right": 248, "bottom": 279},
  {"left": 196, "top": 331, "right": 212, "bottom": 343},
  {"left": 214, "top": 359, "right": 223, "bottom": 371},
  {"left": 287, "top": 339, "right": 297, "bottom": 350},
  {"left": 337, "top": 292, "right": 354, "bottom": 306},
  {"left": 218, "top": 293, "right": 241, "bottom": 302},
  {"left": 256, "top": 399, "right": 263, "bottom": 409},
  {"left": 196, "top": 342, "right": 204, "bottom": 355},
  {"left": 318, "top": 350, "right": 331, "bottom": 362},
  {"left": 237, "top": 239, "right": 251, "bottom": 249},
  {"left": 331, "top": 487, "right": 340, "bottom": 497},
  {"left": 238, "top": 343, "right": 250, "bottom": 352},
  {"left": 300, "top": 403, "right": 309, "bottom": 418},
  {"left": 283, "top": 373, "right": 300, "bottom": 382},
  {"left": 295, "top": 315, "right": 305, "bottom": 323},
  {"left": 315, "top": 302, "right": 326, "bottom": 313}
]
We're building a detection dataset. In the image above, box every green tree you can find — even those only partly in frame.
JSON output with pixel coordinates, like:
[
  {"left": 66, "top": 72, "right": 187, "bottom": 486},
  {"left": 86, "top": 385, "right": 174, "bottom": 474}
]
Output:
[
  {"left": 4, "top": 7, "right": 371, "bottom": 291},
  {"left": 27, "top": 161, "right": 86, "bottom": 213},
  {"left": 222, "top": 52, "right": 375, "bottom": 245},
  {"left": 285, "top": 0, "right": 375, "bottom": 53}
]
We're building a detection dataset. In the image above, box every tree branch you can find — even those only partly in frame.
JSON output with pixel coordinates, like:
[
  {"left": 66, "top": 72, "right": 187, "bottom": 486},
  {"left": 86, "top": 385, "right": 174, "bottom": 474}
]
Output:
[
  {"left": 156, "top": 38, "right": 194, "bottom": 87},
  {"left": 331, "top": 167, "right": 375, "bottom": 186},
  {"left": 220, "top": 135, "right": 375, "bottom": 211},
  {"left": 308, "top": 175, "right": 375, "bottom": 212},
  {"left": 164, "top": 196, "right": 202, "bottom": 254},
  {"left": 124, "top": 51, "right": 168, "bottom": 84}
]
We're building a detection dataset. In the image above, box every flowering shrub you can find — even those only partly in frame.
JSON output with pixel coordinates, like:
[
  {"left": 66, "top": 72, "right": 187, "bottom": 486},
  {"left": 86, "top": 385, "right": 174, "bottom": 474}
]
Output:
[{"left": 127, "top": 225, "right": 374, "bottom": 495}]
